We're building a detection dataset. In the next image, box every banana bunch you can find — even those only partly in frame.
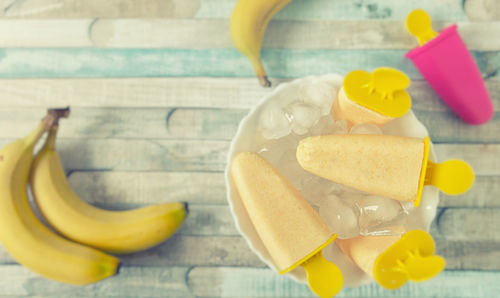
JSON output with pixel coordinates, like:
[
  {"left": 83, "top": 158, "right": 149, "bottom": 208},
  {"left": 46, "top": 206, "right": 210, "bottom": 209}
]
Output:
[
  {"left": 230, "top": 0, "right": 292, "bottom": 87},
  {"left": 0, "top": 108, "right": 188, "bottom": 285}
]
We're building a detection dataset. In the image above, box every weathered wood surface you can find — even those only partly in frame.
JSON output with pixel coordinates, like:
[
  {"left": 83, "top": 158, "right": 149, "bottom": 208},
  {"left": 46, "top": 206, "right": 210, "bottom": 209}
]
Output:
[
  {"left": 1, "top": 19, "right": 499, "bottom": 50},
  {"left": 0, "top": 48, "right": 497, "bottom": 79},
  {"left": 0, "top": 0, "right": 499, "bottom": 296},
  {"left": 0, "top": 78, "right": 498, "bottom": 109},
  {"left": 0, "top": 0, "right": 469, "bottom": 20},
  {"left": 0, "top": 265, "right": 499, "bottom": 297},
  {"left": 1, "top": 106, "right": 499, "bottom": 143},
  {"left": 67, "top": 172, "right": 500, "bottom": 208}
]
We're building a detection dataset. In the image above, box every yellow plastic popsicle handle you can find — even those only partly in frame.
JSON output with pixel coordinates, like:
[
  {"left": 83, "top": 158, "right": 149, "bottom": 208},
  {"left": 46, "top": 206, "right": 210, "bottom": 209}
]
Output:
[
  {"left": 343, "top": 67, "right": 412, "bottom": 118},
  {"left": 374, "top": 230, "right": 445, "bottom": 290},
  {"left": 406, "top": 9, "right": 438, "bottom": 45},
  {"left": 425, "top": 159, "right": 475, "bottom": 195},
  {"left": 302, "top": 251, "right": 343, "bottom": 297}
]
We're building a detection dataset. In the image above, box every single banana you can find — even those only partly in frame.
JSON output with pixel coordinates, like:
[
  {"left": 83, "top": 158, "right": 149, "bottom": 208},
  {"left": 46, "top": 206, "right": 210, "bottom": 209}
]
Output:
[
  {"left": 30, "top": 125, "right": 188, "bottom": 254},
  {"left": 230, "top": 0, "right": 291, "bottom": 87},
  {"left": 0, "top": 114, "right": 120, "bottom": 285}
]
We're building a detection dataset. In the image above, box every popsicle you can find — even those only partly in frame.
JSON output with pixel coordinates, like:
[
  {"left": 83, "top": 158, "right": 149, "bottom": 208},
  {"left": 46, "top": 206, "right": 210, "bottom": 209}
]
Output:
[
  {"left": 296, "top": 135, "right": 474, "bottom": 206},
  {"left": 336, "top": 230, "right": 445, "bottom": 289},
  {"left": 405, "top": 9, "right": 493, "bottom": 125},
  {"left": 332, "top": 67, "right": 412, "bottom": 128},
  {"left": 231, "top": 152, "right": 343, "bottom": 297}
]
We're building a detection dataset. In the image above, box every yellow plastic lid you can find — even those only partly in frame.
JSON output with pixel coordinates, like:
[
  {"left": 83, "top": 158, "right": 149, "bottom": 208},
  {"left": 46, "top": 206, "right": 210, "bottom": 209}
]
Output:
[
  {"left": 373, "top": 230, "right": 445, "bottom": 290},
  {"left": 343, "top": 67, "right": 412, "bottom": 118}
]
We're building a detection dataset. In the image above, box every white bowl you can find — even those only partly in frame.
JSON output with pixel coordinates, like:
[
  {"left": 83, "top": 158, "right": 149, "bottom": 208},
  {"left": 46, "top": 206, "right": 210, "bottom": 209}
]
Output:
[{"left": 225, "top": 74, "right": 439, "bottom": 287}]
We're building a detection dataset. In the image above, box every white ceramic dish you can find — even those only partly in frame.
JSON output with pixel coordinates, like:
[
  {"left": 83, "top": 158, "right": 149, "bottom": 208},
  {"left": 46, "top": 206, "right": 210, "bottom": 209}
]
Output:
[{"left": 225, "top": 74, "right": 439, "bottom": 287}]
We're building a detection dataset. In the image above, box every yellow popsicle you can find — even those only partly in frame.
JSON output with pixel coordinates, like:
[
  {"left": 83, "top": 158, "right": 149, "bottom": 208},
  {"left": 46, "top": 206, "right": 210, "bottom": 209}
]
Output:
[
  {"left": 332, "top": 68, "right": 412, "bottom": 127},
  {"left": 296, "top": 135, "right": 474, "bottom": 206},
  {"left": 231, "top": 152, "right": 343, "bottom": 297}
]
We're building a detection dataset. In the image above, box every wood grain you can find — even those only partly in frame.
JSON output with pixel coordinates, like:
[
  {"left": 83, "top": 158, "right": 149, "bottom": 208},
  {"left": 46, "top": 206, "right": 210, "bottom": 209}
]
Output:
[
  {"left": 0, "top": 265, "right": 498, "bottom": 297},
  {"left": 68, "top": 171, "right": 500, "bottom": 208},
  {"left": 1, "top": 107, "right": 498, "bottom": 143},
  {"left": 68, "top": 171, "right": 228, "bottom": 206},
  {"left": 188, "top": 267, "right": 500, "bottom": 297},
  {"left": 0, "top": 78, "right": 498, "bottom": 109},
  {"left": 0, "top": 0, "right": 200, "bottom": 19},
  {"left": 0, "top": 265, "right": 191, "bottom": 297},
  {"left": 0, "top": 0, "right": 467, "bottom": 20},
  {"left": 0, "top": 48, "right": 495, "bottom": 79},
  {"left": 1, "top": 19, "right": 498, "bottom": 50},
  {"left": 0, "top": 138, "right": 498, "bottom": 174},
  {"left": 0, "top": 235, "right": 499, "bottom": 270}
]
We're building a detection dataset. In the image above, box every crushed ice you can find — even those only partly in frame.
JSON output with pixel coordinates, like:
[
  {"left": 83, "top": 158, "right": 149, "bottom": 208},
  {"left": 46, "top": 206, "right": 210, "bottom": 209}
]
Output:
[{"left": 255, "top": 76, "right": 409, "bottom": 239}]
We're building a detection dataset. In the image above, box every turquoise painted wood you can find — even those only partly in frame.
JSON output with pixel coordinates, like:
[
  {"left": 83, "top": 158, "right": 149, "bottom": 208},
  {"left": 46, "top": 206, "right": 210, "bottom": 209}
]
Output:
[
  {"left": 0, "top": 48, "right": 493, "bottom": 79},
  {"left": 196, "top": 0, "right": 468, "bottom": 21}
]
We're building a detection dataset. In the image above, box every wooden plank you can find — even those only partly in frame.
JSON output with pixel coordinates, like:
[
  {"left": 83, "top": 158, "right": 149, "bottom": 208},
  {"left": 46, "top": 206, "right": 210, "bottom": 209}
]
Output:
[
  {"left": 0, "top": 77, "right": 278, "bottom": 109},
  {"left": 69, "top": 171, "right": 500, "bottom": 208},
  {"left": 0, "top": 0, "right": 200, "bottom": 18},
  {"left": 0, "top": 0, "right": 467, "bottom": 20},
  {"left": 1, "top": 19, "right": 498, "bottom": 50},
  {"left": 436, "top": 240, "right": 500, "bottom": 271},
  {"left": 0, "top": 107, "right": 499, "bottom": 143},
  {"left": 0, "top": 78, "right": 498, "bottom": 110},
  {"left": 1, "top": 235, "right": 499, "bottom": 270},
  {"left": 433, "top": 144, "right": 500, "bottom": 176},
  {"left": 68, "top": 171, "right": 228, "bottom": 206},
  {"left": 0, "top": 107, "right": 248, "bottom": 140},
  {"left": 440, "top": 176, "right": 500, "bottom": 207},
  {"left": 188, "top": 267, "right": 500, "bottom": 297},
  {"left": 0, "top": 236, "right": 265, "bottom": 267},
  {"left": 465, "top": 0, "right": 500, "bottom": 21},
  {"left": 0, "top": 265, "right": 498, "bottom": 297},
  {"left": 198, "top": 0, "right": 467, "bottom": 21},
  {"left": 432, "top": 208, "right": 500, "bottom": 241},
  {"left": 0, "top": 48, "right": 494, "bottom": 79},
  {"left": 0, "top": 138, "right": 497, "bottom": 173},
  {"left": 0, "top": 265, "right": 191, "bottom": 297}
]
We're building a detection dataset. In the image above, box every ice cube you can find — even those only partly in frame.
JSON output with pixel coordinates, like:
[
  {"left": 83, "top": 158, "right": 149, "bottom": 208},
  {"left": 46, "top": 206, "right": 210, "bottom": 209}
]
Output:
[
  {"left": 275, "top": 148, "right": 304, "bottom": 187},
  {"left": 299, "top": 176, "right": 330, "bottom": 207},
  {"left": 322, "top": 119, "right": 348, "bottom": 135},
  {"left": 319, "top": 194, "right": 359, "bottom": 239},
  {"left": 258, "top": 104, "right": 291, "bottom": 139},
  {"left": 257, "top": 135, "right": 300, "bottom": 166},
  {"left": 356, "top": 195, "right": 408, "bottom": 236},
  {"left": 349, "top": 123, "right": 383, "bottom": 135},
  {"left": 285, "top": 102, "right": 321, "bottom": 135},
  {"left": 309, "top": 115, "right": 335, "bottom": 136},
  {"left": 299, "top": 79, "right": 337, "bottom": 116}
]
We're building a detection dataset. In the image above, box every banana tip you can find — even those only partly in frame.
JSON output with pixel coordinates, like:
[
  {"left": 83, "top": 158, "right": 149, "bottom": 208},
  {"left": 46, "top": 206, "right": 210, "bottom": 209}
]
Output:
[
  {"left": 258, "top": 76, "right": 271, "bottom": 88},
  {"left": 115, "top": 262, "right": 122, "bottom": 275},
  {"left": 183, "top": 202, "right": 189, "bottom": 215}
]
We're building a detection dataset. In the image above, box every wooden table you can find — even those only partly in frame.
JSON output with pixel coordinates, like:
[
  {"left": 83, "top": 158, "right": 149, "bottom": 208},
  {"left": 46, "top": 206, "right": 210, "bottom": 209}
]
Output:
[{"left": 0, "top": 0, "right": 499, "bottom": 296}]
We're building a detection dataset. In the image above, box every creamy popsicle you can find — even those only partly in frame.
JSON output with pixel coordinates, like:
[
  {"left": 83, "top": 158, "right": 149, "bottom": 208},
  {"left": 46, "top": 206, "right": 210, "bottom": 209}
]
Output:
[
  {"left": 231, "top": 152, "right": 342, "bottom": 296},
  {"left": 332, "top": 68, "right": 412, "bottom": 128},
  {"left": 297, "top": 135, "right": 474, "bottom": 206},
  {"left": 336, "top": 230, "right": 445, "bottom": 289}
]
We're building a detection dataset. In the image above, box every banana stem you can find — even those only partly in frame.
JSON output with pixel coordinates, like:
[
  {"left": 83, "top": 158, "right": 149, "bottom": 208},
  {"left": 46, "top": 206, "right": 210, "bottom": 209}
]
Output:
[
  {"left": 48, "top": 107, "right": 71, "bottom": 125},
  {"left": 45, "top": 125, "right": 58, "bottom": 150}
]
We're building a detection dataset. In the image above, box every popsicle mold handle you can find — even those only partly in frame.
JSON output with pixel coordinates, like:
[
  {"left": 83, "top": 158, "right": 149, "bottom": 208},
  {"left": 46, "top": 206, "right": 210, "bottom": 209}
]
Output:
[
  {"left": 374, "top": 230, "right": 445, "bottom": 290},
  {"left": 392, "top": 251, "right": 445, "bottom": 282},
  {"left": 302, "top": 251, "right": 343, "bottom": 297},
  {"left": 425, "top": 160, "right": 474, "bottom": 195},
  {"left": 406, "top": 9, "right": 438, "bottom": 45}
]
